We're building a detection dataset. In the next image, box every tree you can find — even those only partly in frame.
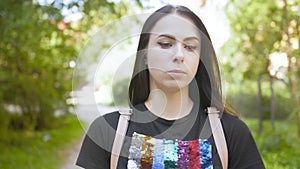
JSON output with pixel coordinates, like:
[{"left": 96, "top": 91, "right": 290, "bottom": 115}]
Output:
[
  {"left": 223, "top": 0, "right": 300, "bottom": 136},
  {"left": 0, "top": 0, "right": 141, "bottom": 133},
  {"left": 0, "top": 0, "right": 78, "bottom": 130}
]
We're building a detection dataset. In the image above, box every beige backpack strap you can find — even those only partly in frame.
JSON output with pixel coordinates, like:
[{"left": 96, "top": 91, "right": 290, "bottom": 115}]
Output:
[
  {"left": 207, "top": 107, "right": 228, "bottom": 169},
  {"left": 110, "top": 108, "right": 132, "bottom": 169}
]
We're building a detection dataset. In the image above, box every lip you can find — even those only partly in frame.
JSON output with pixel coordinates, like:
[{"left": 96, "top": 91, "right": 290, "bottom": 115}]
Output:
[{"left": 166, "top": 69, "right": 187, "bottom": 75}]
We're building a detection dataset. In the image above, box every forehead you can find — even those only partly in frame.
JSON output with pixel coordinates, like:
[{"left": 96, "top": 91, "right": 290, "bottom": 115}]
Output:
[{"left": 150, "top": 14, "right": 200, "bottom": 40}]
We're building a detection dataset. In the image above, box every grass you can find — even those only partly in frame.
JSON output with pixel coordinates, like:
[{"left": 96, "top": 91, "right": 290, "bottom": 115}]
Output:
[
  {"left": 0, "top": 114, "right": 84, "bottom": 169},
  {"left": 244, "top": 117, "right": 300, "bottom": 169}
]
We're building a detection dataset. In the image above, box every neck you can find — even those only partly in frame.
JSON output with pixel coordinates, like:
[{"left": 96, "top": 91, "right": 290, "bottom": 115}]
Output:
[{"left": 145, "top": 87, "right": 194, "bottom": 120}]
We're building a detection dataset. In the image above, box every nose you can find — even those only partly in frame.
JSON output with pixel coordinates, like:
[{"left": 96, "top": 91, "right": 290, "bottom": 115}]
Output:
[{"left": 173, "top": 43, "right": 184, "bottom": 63}]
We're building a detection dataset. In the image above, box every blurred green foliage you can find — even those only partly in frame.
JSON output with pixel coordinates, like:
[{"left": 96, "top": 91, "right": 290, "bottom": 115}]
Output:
[
  {"left": 0, "top": 0, "right": 77, "bottom": 132},
  {"left": 223, "top": 0, "right": 300, "bottom": 80},
  {"left": 0, "top": 114, "right": 83, "bottom": 169},
  {"left": 227, "top": 80, "right": 294, "bottom": 120},
  {"left": 246, "top": 118, "right": 300, "bottom": 168},
  {"left": 0, "top": 0, "right": 136, "bottom": 139},
  {"left": 224, "top": 0, "right": 300, "bottom": 164},
  {"left": 223, "top": 0, "right": 300, "bottom": 135}
]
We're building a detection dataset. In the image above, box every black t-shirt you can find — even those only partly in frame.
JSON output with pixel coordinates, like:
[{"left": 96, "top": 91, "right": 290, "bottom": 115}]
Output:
[{"left": 76, "top": 103, "right": 265, "bottom": 169}]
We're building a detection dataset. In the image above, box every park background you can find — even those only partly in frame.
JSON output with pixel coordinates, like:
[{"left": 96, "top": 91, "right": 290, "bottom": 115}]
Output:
[{"left": 1, "top": 0, "right": 300, "bottom": 168}]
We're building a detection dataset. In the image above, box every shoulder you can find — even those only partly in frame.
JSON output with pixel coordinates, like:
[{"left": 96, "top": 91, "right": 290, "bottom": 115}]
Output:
[
  {"left": 76, "top": 111, "right": 120, "bottom": 169},
  {"left": 221, "top": 113, "right": 250, "bottom": 134},
  {"left": 89, "top": 111, "right": 120, "bottom": 130},
  {"left": 84, "top": 111, "right": 121, "bottom": 150},
  {"left": 88, "top": 105, "right": 143, "bottom": 132},
  {"left": 220, "top": 114, "right": 265, "bottom": 168},
  {"left": 220, "top": 113, "right": 255, "bottom": 143},
  {"left": 87, "top": 111, "right": 120, "bottom": 138}
]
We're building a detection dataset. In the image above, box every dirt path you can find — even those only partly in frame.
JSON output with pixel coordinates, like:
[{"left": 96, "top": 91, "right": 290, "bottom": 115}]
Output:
[{"left": 61, "top": 139, "right": 83, "bottom": 169}]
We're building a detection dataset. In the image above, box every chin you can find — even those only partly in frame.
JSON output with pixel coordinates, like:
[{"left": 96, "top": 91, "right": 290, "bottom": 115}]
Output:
[{"left": 163, "top": 82, "right": 189, "bottom": 92}]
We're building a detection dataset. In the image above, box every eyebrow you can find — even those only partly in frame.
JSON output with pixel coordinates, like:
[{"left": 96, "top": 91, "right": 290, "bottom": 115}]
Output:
[
  {"left": 157, "top": 34, "right": 200, "bottom": 42},
  {"left": 157, "top": 34, "right": 176, "bottom": 40}
]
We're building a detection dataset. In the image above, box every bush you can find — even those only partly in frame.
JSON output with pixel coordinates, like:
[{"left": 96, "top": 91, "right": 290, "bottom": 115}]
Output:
[
  {"left": 245, "top": 119, "right": 300, "bottom": 169},
  {"left": 0, "top": 109, "right": 10, "bottom": 142},
  {"left": 0, "top": 113, "right": 83, "bottom": 169},
  {"left": 226, "top": 80, "right": 295, "bottom": 120}
]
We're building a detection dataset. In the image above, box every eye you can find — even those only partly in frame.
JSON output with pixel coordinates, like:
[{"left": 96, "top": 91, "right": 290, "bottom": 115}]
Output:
[
  {"left": 184, "top": 44, "right": 198, "bottom": 51},
  {"left": 157, "top": 41, "right": 173, "bottom": 49}
]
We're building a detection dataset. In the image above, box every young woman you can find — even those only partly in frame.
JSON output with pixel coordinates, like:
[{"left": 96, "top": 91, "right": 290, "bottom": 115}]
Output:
[{"left": 76, "top": 5, "right": 265, "bottom": 169}]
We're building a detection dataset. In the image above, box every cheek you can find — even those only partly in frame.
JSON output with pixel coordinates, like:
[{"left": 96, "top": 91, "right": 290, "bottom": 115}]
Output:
[
  {"left": 192, "top": 58, "right": 200, "bottom": 71},
  {"left": 186, "top": 54, "right": 200, "bottom": 74},
  {"left": 186, "top": 62, "right": 199, "bottom": 78},
  {"left": 146, "top": 49, "right": 170, "bottom": 69},
  {"left": 192, "top": 62, "right": 200, "bottom": 76}
]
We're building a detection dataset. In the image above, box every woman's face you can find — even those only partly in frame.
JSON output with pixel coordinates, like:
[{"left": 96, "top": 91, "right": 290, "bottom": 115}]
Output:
[{"left": 146, "top": 14, "right": 201, "bottom": 92}]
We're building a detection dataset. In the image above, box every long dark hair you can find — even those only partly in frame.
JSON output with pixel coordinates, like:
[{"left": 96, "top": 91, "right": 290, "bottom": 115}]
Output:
[{"left": 128, "top": 5, "right": 237, "bottom": 116}]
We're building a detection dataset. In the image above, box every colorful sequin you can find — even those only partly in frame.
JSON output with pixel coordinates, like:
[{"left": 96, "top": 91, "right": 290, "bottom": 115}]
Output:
[
  {"left": 177, "top": 140, "right": 189, "bottom": 168},
  {"left": 128, "top": 133, "right": 144, "bottom": 168},
  {"left": 140, "top": 136, "right": 154, "bottom": 168},
  {"left": 200, "top": 140, "right": 213, "bottom": 169},
  {"left": 188, "top": 140, "right": 200, "bottom": 168},
  {"left": 152, "top": 139, "right": 164, "bottom": 168},
  {"left": 127, "top": 132, "right": 213, "bottom": 169},
  {"left": 164, "top": 139, "right": 178, "bottom": 168}
]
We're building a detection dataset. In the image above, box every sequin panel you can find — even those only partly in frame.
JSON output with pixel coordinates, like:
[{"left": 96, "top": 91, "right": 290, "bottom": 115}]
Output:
[
  {"left": 140, "top": 136, "right": 154, "bottom": 168},
  {"left": 164, "top": 139, "right": 178, "bottom": 168},
  {"left": 127, "top": 133, "right": 213, "bottom": 169},
  {"left": 200, "top": 140, "right": 213, "bottom": 169},
  {"left": 152, "top": 139, "right": 164, "bottom": 169},
  {"left": 188, "top": 140, "right": 200, "bottom": 169},
  {"left": 177, "top": 140, "right": 189, "bottom": 169},
  {"left": 128, "top": 132, "right": 144, "bottom": 168}
]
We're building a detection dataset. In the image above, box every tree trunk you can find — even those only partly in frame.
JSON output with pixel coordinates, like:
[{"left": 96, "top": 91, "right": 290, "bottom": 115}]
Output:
[{"left": 283, "top": 0, "right": 300, "bottom": 137}]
